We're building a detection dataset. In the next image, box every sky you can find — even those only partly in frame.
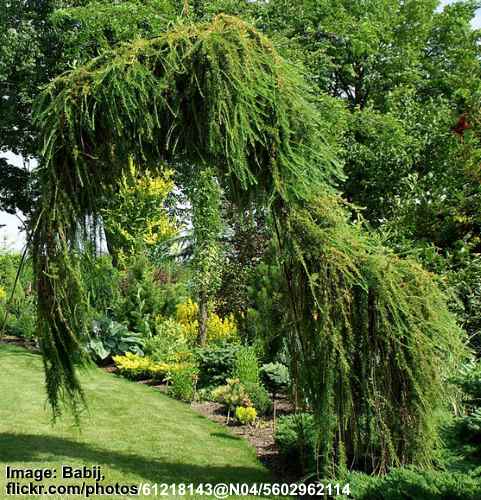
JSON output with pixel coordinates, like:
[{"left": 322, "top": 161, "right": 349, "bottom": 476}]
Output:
[
  {"left": 0, "top": 151, "right": 28, "bottom": 251},
  {"left": 1, "top": 0, "right": 480, "bottom": 250},
  {"left": 439, "top": 0, "right": 481, "bottom": 26}
]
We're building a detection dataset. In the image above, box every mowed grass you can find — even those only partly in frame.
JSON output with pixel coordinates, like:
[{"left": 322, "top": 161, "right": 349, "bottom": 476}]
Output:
[{"left": 0, "top": 345, "right": 274, "bottom": 499}]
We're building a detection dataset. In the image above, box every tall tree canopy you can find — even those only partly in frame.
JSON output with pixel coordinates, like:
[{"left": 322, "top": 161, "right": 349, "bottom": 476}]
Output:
[
  {"left": 238, "top": 0, "right": 481, "bottom": 353},
  {"left": 0, "top": 0, "right": 179, "bottom": 217},
  {"left": 33, "top": 13, "right": 465, "bottom": 475}
]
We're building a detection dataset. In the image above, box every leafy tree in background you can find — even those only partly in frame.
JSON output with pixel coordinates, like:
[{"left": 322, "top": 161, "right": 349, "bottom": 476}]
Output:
[
  {"left": 0, "top": 0, "right": 57, "bottom": 159},
  {"left": 249, "top": 0, "right": 481, "bottom": 230},
  {"left": 0, "top": 0, "right": 179, "bottom": 219},
  {"left": 51, "top": 0, "right": 177, "bottom": 58},
  {"left": 0, "top": 0, "right": 58, "bottom": 217},
  {"left": 0, "top": 158, "right": 32, "bottom": 215},
  {"left": 101, "top": 160, "right": 177, "bottom": 266}
]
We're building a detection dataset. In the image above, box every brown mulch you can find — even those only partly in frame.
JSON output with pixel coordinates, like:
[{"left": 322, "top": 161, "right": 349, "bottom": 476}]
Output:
[
  {"left": 191, "top": 397, "right": 297, "bottom": 482},
  {"left": 0, "top": 335, "right": 39, "bottom": 352}
]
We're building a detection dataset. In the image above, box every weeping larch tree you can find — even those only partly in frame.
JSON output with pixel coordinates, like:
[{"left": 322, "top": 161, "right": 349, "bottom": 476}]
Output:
[{"left": 32, "top": 15, "right": 466, "bottom": 476}]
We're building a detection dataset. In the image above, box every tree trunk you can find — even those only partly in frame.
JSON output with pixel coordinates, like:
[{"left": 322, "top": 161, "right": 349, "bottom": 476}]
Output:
[
  {"left": 197, "top": 293, "right": 208, "bottom": 346},
  {"left": 103, "top": 228, "right": 119, "bottom": 268}
]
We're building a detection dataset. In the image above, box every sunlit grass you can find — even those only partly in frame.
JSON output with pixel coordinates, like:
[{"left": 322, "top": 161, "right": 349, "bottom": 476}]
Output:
[{"left": 0, "top": 345, "right": 274, "bottom": 499}]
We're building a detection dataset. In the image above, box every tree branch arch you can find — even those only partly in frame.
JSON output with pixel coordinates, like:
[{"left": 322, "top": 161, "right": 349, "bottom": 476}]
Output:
[{"left": 33, "top": 15, "right": 465, "bottom": 474}]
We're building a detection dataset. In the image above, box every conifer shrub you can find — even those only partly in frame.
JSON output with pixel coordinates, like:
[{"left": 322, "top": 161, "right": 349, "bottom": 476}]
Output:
[
  {"left": 195, "top": 342, "right": 238, "bottom": 388},
  {"left": 347, "top": 468, "right": 481, "bottom": 500},
  {"left": 275, "top": 413, "right": 317, "bottom": 474},
  {"left": 261, "top": 362, "right": 290, "bottom": 397},
  {"left": 211, "top": 378, "right": 251, "bottom": 413},
  {"left": 233, "top": 345, "right": 260, "bottom": 386},
  {"left": 452, "top": 360, "right": 481, "bottom": 457},
  {"left": 244, "top": 382, "right": 272, "bottom": 416}
]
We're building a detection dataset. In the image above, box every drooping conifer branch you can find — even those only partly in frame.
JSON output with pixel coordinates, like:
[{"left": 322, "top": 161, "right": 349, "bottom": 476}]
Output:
[{"left": 33, "top": 14, "right": 466, "bottom": 471}]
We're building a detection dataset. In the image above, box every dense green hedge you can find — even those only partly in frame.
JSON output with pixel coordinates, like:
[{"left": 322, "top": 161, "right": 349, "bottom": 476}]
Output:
[{"left": 347, "top": 468, "right": 481, "bottom": 500}]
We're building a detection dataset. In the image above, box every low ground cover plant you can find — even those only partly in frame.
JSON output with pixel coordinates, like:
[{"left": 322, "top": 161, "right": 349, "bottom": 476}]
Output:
[
  {"left": 113, "top": 352, "right": 194, "bottom": 382},
  {"left": 346, "top": 467, "right": 481, "bottom": 500}
]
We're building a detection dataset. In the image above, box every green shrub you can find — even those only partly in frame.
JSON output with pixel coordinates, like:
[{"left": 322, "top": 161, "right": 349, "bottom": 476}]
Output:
[
  {"left": 244, "top": 261, "right": 290, "bottom": 361},
  {"left": 195, "top": 387, "right": 213, "bottom": 402},
  {"left": 143, "top": 318, "right": 189, "bottom": 362},
  {"left": 155, "top": 270, "right": 190, "bottom": 318},
  {"left": 3, "top": 298, "right": 36, "bottom": 339},
  {"left": 235, "top": 406, "right": 257, "bottom": 425},
  {"left": 0, "top": 252, "right": 36, "bottom": 339},
  {"left": 455, "top": 409, "right": 481, "bottom": 450},
  {"left": 347, "top": 467, "right": 481, "bottom": 500},
  {"left": 452, "top": 360, "right": 481, "bottom": 456},
  {"left": 195, "top": 342, "right": 237, "bottom": 388},
  {"left": 275, "top": 413, "right": 317, "bottom": 473},
  {"left": 233, "top": 345, "right": 260, "bottom": 386},
  {"left": 211, "top": 378, "right": 251, "bottom": 413},
  {"left": 261, "top": 362, "right": 290, "bottom": 396},
  {"left": 453, "top": 361, "right": 481, "bottom": 404},
  {"left": 167, "top": 365, "right": 199, "bottom": 402},
  {"left": 446, "top": 253, "right": 481, "bottom": 355},
  {"left": 115, "top": 253, "right": 164, "bottom": 334},
  {"left": 244, "top": 382, "right": 272, "bottom": 416}
]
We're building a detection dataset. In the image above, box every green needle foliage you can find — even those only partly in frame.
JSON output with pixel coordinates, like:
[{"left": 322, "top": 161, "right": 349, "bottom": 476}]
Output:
[
  {"left": 282, "top": 193, "right": 466, "bottom": 474},
  {"left": 32, "top": 14, "right": 338, "bottom": 416},
  {"left": 32, "top": 14, "right": 466, "bottom": 473}
]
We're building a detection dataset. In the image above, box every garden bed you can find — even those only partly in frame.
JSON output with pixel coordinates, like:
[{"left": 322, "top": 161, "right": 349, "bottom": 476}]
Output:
[
  {"left": 191, "top": 397, "right": 297, "bottom": 482},
  {"left": 0, "top": 334, "right": 38, "bottom": 352},
  {"left": 1, "top": 344, "right": 275, "bottom": 499},
  {"left": 104, "top": 365, "right": 297, "bottom": 483}
]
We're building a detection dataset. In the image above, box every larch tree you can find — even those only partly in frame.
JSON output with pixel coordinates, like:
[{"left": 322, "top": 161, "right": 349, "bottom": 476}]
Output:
[{"left": 31, "top": 14, "right": 467, "bottom": 475}]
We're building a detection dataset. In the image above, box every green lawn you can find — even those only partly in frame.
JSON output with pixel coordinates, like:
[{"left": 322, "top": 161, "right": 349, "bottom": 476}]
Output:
[{"left": 0, "top": 345, "right": 274, "bottom": 499}]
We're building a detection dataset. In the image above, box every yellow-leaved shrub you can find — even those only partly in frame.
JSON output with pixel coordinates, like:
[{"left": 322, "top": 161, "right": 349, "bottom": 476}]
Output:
[
  {"left": 113, "top": 352, "right": 194, "bottom": 381},
  {"left": 235, "top": 406, "right": 257, "bottom": 425},
  {"left": 175, "top": 298, "right": 238, "bottom": 343}
]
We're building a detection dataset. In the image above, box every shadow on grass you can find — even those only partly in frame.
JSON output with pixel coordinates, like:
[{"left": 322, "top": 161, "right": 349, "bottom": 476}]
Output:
[
  {"left": 210, "top": 432, "right": 242, "bottom": 441},
  {"left": 0, "top": 344, "right": 38, "bottom": 357},
  {"left": 0, "top": 433, "right": 268, "bottom": 486}
]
